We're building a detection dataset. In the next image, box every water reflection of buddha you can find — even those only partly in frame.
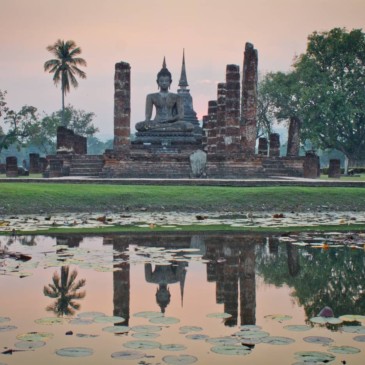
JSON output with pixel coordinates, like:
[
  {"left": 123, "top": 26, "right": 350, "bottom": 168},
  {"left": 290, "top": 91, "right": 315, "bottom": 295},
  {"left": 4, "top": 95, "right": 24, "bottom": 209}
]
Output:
[
  {"left": 135, "top": 59, "right": 194, "bottom": 133},
  {"left": 145, "top": 261, "right": 187, "bottom": 313}
]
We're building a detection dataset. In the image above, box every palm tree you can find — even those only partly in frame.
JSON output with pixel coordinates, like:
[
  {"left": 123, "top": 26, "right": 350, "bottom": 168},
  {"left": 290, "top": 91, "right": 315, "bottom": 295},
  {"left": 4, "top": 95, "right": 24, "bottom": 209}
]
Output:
[
  {"left": 44, "top": 40, "right": 87, "bottom": 125},
  {"left": 43, "top": 266, "right": 86, "bottom": 316}
]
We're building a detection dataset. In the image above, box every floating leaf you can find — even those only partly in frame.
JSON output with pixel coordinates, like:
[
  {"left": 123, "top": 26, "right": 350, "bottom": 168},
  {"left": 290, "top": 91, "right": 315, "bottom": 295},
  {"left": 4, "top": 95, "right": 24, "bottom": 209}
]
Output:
[
  {"left": 16, "top": 332, "right": 54, "bottom": 342},
  {"left": 179, "top": 326, "right": 203, "bottom": 334},
  {"left": 123, "top": 340, "right": 160, "bottom": 350},
  {"left": 102, "top": 325, "right": 130, "bottom": 334},
  {"left": 77, "top": 311, "right": 105, "bottom": 319},
  {"left": 185, "top": 334, "right": 209, "bottom": 341},
  {"left": 15, "top": 341, "right": 46, "bottom": 349},
  {"left": 328, "top": 345, "right": 361, "bottom": 354},
  {"left": 133, "top": 311, "right": 164, "bottom": 319},
  {"left": 342, "top": 325, "right": 365, "bottom": 334},
  {"left": 150, "top": 316, "right": 180, "bottom": 325},
  {"left": 234, "top": 330, "right": 270, "bottom": 339},
  {"left": 94, "top": 315, "right": 125, "bottom": 324},
  {"left": 339, "top": 314, "right": 365, "bottom": 322},
  {"left": 131, "top": 325, "right": 162, "bottom": 333},
  {"left": 264, "top": 314, "right": 292, "bottom": 321},
  {"left": 34, "top": 317, "right": 65, "bottom": 325},
  {"left": 0, "top": 317, "right": 11, "bottom": 323},
  {"left": 132, "top": 332, "right": 160, "bottom": 339},
  {"left": 206, "top": 312, "right": 232, "bottom": 319},
  {"left": 283, "top": 325, "right": 311, "bottom": 332},
  {"left": 162, "top": 354, "right": 198, "bottom": 364},
  {"left": 206, "top": 337, "right": 238, "bottom": 345},
  {"left": 239, "top": 325, "right": 262, "bottom": 331},
  {"left": 160, "top": 344, "right": 187, "bottom": 352},
  {"left": 261, "top": 336, "right": 295, "bottom": 345},
  {"left": 210, "top": 344, "right": 251, "bottom": 356},
  {"left": 0, "top": 325, "right": 17, "bottom": 332},
  {"left": 55, "top": 347, "right": 93, "bottom": 357},
  {"left": 69, "top": 318, "right": 94, "bottom": 325},
  {"left": 309, "top": 316, "right": 342, "bottom": 325},
  {"left": 353, "top": 335, "right": 365, "bottom": 342},
  {"left": 111, "top": 350, "right": 146, "bottom": 360},
  {"left": 76, "top": 333, "right": 99, "bottom": 338},
  {"left": 303, "top": 336, "right": 334, "bottom": 345},
  {"left": 294, "top": 351, "right": 336, "bottom": 363}
]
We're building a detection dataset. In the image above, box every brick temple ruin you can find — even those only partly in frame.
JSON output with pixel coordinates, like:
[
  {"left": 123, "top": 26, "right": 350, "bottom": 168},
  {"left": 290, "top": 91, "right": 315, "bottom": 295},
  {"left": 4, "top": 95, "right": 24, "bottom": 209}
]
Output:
[
  {"left": 101, "top": 43, "right": 308, "bottom": 178},
  {"left": 36, "top": 42, "right": 318, "bottom": 179}
]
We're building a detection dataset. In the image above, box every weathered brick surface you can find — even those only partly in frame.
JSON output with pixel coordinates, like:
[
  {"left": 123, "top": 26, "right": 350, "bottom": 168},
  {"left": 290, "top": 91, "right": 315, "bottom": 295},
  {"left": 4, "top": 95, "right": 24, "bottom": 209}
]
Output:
[
  {"left": 287, "top": 116, "right": 301, "bottom": 157},
  {"left": 216, "top": 83, "right": 227, "bottom": 152},
  {"left": 328, "top": 159, "right": 341, "bottom": 178},
  {"left": 258, "top": 138, "right": 268, "bottom": 156},
  {"left": 6, "top": 156, "right": 18, "bottom": 177},
  {"left": 29, "top": 153, "right": 40, "bottom": 173},
  {"left": 206, "top": 100, "right": 217, "bottom": 153},
  {"left": 114, "top": 62, "right": 131, "bottom": 150},
  {"left": 241, "top": 43, "right": 258, "bottom": 155},
  {"left": 269, "top": 133, "right": 280, "bottom": 157},
  {"left": 303, "top": 152, "right": 320, "bottom": 178},
  {"left": 57, "top": 126, "right": 86, "bottom": 154}
]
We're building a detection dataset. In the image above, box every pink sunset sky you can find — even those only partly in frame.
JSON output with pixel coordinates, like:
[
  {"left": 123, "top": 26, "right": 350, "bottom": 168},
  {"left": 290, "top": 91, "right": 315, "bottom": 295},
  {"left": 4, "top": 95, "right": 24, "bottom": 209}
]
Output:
[{"left": 1, "top": 0, "right": 364, "bottom": 139}]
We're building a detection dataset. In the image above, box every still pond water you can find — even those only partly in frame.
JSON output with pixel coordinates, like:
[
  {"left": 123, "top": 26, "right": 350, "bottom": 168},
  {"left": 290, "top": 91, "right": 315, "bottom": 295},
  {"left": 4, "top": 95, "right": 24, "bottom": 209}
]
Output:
[{"left": 1, "top": 232, "right": 364, "bottom": 365}]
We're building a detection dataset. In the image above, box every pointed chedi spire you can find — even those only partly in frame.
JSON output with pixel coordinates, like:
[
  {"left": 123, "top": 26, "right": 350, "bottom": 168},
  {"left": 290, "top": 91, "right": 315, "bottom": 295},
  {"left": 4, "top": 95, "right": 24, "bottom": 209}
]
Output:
[{"left": 179, "top": 49, "right": 189, "bottom": 88}]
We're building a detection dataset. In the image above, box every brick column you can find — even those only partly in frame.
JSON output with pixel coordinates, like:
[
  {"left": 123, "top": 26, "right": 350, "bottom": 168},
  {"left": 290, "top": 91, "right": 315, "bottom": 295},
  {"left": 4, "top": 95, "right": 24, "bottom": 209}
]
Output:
[
  {"left": 225, "top": 65, "right": 241, "bottom": 153},
  {"left": 114, "top": 62, "right": 131, "bottom": 150},
  {"left": 328, "top": 159, "right": 341, "bottom": 178},
  {"left": 241, "top": 42, "right": 258, "bottom": 155},
  {"left": 6, "top": 156, "right": 18, "bottom": 177},
  {"left": 287, "top": 116, "right": 301, "bottom": 157},
  {"left": 29, "top": 153, "right": 40, "bottom": 173},
  {"left": 303, "top": 151, "right": 320, "bottom": 178},
  {"left": 216, "top": 82, "right": 227, "bottom": 152},
  {"left": 206, "top": 100, "right": 217, "bottom": 154},
  {"left": 269, "top": 133, "right": 280, "bottom": 157},
  {"left": 258, "top": 137, "right": 268, "bottom": 156},
  {"left": 201, "top": 115, "right": 208, "bottom": 150}
]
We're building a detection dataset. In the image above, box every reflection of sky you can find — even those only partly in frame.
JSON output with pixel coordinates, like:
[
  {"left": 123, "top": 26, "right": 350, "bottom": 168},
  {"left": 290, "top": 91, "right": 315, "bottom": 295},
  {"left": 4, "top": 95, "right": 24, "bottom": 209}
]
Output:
[
  {"left": 0, "top": 234, "right": 364, "bottom": 364},
  {"left": 1, "top": 0, "right": 364, "bottom": 138}
]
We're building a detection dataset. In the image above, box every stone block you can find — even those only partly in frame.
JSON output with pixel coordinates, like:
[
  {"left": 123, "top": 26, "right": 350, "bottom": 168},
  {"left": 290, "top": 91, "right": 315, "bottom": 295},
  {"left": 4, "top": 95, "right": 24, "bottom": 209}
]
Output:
[
  {"left": 190, "top": 150, "right": 207, "bottom": 177},
  {"left": 328, "top": 159, "right": 341, "bottom": 178},
  {"left": 303, "top": 152, "right": 320, "bottom": 178}
]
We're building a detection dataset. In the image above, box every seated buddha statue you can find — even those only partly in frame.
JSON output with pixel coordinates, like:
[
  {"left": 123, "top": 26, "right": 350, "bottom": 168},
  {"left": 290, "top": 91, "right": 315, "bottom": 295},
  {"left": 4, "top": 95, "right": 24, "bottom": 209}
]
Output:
[{"left": 135, "top": 60, "right": 194, "bottom": 133}]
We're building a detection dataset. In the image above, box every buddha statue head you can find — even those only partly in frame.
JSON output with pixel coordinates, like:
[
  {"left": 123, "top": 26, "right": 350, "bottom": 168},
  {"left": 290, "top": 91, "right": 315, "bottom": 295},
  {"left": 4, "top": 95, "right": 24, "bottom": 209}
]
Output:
[{"left": 156, "top": 58, "right": 172, "bottom": 90}]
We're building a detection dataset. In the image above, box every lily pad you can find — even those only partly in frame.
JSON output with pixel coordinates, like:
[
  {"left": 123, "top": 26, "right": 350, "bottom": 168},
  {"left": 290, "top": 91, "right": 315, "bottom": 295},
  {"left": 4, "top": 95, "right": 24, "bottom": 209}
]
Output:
[
  {"left": 303, "top": 336, "right": 334, "bottom": 345},
  {"left": 234, "top": 330, "right": 270, "bottom": 339},
  {"left": 131, "top": 325, "right": 162, "bottom": 333},
  {"left": 179, "top": 326, "right": 203, "bottom": 334},
  {"left": 310, "top": 316, "right": 342, "bottom": 325},
  {"left": 206, "top": 312, "right": 232, "bottom": 319},
  {"left": 150, "top": 316, "right": 180, "bottom": 325},
  {"left": 55, "top": 347, "right": 93, "bottom": 357},
  {"left": 342, "top": 325, "right": 365, "bottom": 334},
  {"left": 94, "top": 315, "right": 125, "bottom": 324},
  {"left": 132, "top": 332, "right": 160, "bottom": 339},
  {"left": 283, "top": 325, "right": 311, "bottom": 332},
  {"left": 206, "top": 336, "right": 238, "bottom": 345},
  {"left": 210, "top": 344, "right": 251, "bottom": 356},
  {"left": 102, "top": 325, "right": 130, "bottom": 334},
  {"left": 111, "top": 350, "right": 146, "bottom": 360},
  {"left": 162, "top": 354, "right": 198, "bottom": 364},
  {"left": 185, "top": 334, "right": 209, "bottom": 341},
  {"left": 123, "top": 340, "right": 161, "bottom": 350},
  {"left": 294, "top": 351, "right": 336, "bottom": 363},
  {"left": 133, "top": 311, "right": 164, "bottom": 319},
  {"left": 76, "top": 333, "right": 99, "bottom": 338},
  {"left": 16, "top": 332, "right": 54, "bottom": 342},
  {"left": 239, "top": 325, "right": 262, "bottom": 331},
  {"left": 77, "top": 311, "right": 106, "bottom": 319},
  {"left": 34, "top": 317, "right": 65, "bottom": 325},
  {"left": 339, "top": 314, "right": 365, "bottom": 322},
  {"left": 353, "top": 335, "right": 365, "bottom": 342},
  {"left": 328, "top": 345, "right": 361, "bottom": 354},
  {"left": 0, "top": 325, "right": 17, "bottom": 332},
  {"left": 0, "top": 317, "right": 11, "bottom": 323},
  {"left": 261, "top": 336, "right": 295, "bottom": 345},
  {"left": 69, "top": 318, "right": 94, "bottom": 325},
  {"left": 160, "top": 344, "right": 187, "bottom": 352},
  {"left": 15, "top": 341, "right": 46, "bottom": 349}
]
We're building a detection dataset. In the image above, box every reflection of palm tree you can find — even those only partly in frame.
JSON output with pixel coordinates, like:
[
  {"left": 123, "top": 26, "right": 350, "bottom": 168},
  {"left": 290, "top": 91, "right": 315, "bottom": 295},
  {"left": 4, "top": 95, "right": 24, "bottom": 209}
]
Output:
[{"left": 43, "top": 266, "right": 86, "bottom": 316}]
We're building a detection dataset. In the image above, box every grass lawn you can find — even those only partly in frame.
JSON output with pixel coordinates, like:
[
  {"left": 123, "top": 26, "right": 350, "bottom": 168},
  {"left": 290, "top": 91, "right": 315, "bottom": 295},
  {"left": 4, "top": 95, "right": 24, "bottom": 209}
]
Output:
[{"left": 1, "top": 182, "right": 365, "bottom": 215}]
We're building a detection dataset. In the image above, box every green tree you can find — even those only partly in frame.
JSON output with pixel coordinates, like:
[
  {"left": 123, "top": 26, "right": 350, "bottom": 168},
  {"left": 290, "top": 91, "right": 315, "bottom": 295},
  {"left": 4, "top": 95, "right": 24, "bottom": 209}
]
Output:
[
  {"left": 44, "top": 40, "right": 87, "bottom": 125},
  {"left": 260, "top": 28, "right": 365, "bottom": 166},
  {"left": 43, "top": 266, "right": 86, "bottom": 317},
  {"left": 0, "top": 90, "right": 40, "bottom": 154}
]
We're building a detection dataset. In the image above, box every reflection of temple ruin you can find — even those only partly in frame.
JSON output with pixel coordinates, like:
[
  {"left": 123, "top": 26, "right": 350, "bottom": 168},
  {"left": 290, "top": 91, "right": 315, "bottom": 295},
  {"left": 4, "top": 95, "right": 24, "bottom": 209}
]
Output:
[{"left": 107, "top": 233, "right": 262, "bottom": 327}]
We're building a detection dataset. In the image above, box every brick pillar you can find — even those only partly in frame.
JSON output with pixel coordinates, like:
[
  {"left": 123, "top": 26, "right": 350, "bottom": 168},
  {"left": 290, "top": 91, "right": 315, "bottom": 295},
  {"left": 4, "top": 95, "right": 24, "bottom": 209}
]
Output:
[
  {"left": 201, "top": 115, "right": 208, "bottom": 151},
  {"left": 57, "top": 126, "right": 74, "bottom": 153},
  {"left": 49, "top": 159, "right": 63, "bottom": 178},
  {"left": 328, "top": 159, "right": 341, "bottom": 178},
  {"left": 225, "top": 65, "right": 241, "bottom": 153},
  {"left": 303, "top": 151, "right": 320, "bottom": 178},
  {"left": 287, "top": 116, "right": 301, "bottom": 157},
  {"left": 74, "top": 135, "right": 87, "bottom": 154},
  {"left": 6, "top": 156, "right": 18, "bottom": 177},
  {"left": 39, "top": 157, "right": 48, "bottom": 172},
  {"left": 206, "top": 101, "right": 217, "bottom": 153},
  {"left": 216, "top": 82, "right": 227, "bottom": 152},
  {"left": 269, "top": 133, "right": 280, "bottom": 157},
  {"left": 114, "top": 62, "right": 131, "bottom": 150},
  {"left": 241, "top": 42, "right": 258, "bottom": 155},
  {"left": 29, "top": 153, "right": 40, "bottom": 173},
  {"left": 258, "top": 137, "right": 268, "bottom": 156}
]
